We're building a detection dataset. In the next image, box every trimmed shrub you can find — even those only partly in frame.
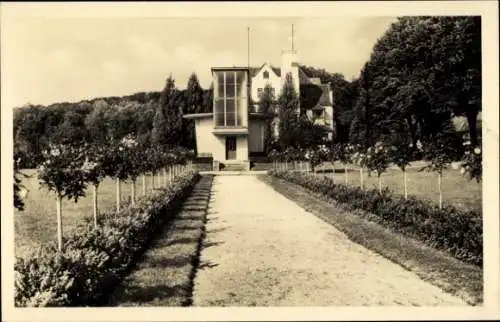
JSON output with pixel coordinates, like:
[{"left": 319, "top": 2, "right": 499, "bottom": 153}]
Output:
[
  {"left": 15, "top": 171, "right": 200, "bottom": 307},
  {"left": 269, "top": 170, "right": 482, "bottom": 266}
]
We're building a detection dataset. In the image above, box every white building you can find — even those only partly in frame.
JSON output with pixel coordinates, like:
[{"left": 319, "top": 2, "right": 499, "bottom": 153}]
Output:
[{"left": 183, "top": 50, "right": 334, "bottom": 170}]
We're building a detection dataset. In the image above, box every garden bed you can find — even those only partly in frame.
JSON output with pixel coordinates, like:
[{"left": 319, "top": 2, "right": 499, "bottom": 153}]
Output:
[{"left": 15, "top": 171, "right": 200, "bottom": 307}]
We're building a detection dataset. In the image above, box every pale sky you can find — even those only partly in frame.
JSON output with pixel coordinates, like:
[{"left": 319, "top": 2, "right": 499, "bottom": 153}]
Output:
[{"left": 2, "top": 8, "right": 396, "bottom": 108}]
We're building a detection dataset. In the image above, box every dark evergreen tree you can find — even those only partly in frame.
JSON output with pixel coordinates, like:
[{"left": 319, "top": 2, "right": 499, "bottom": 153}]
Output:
[
  {"left": 259, "top": 83, "right": 277, "bottom": 152},
  {"left": 185, "top": 73, "right": 204, "bottom": 114},
  {"left": 278, "top": 73, "right": 300, "bottom": 150}
]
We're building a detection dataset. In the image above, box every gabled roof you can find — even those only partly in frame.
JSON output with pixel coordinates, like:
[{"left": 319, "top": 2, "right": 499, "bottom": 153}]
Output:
[
  {"left": 298, "top": 68, "right": 312, "bottom": 85},
  {"left": 318, "top": 84, "right": 333, "bottom": 106},
  {"left": 249, "top": 63, "right": 281, "bottom": 77},
  {"left": 271, "top": 66, "right": 281, "bottom": 76}
]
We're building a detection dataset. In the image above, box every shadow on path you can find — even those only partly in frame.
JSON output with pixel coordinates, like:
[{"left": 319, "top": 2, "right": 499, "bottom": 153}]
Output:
[{"left": 108, "top": 175, "right": 216, "bottom": 307}]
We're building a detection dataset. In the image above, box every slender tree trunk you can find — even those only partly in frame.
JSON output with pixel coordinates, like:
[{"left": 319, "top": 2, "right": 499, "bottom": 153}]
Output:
[
  {"left": 285, "top": 161, "right": 288, "bottom": 170},
  {"left": 345, "top": 165, "right": 348, "bottom": 184},
  {"left": 438, "top": 172, "right": 442, "bottom": 209},
  {"left": 93, "top": 184, "right": 98, "bottom": 227},
  {"left": 360, "top": 167, "right": 363, "bottom": 189},
  {"left": 142, "top": 174, "right": 146, "bottom": 196},
  {"left": 56, "top": 193, "right": 63, "bottom": 252},
  {"left": 169, "top": 166, "right": 172, "bottom": 185},
  {"left": 403, "top": 169, "right": 408, "bottom": 200},
  {"left": 116, "top": 178, "right": 121, "bottom": 213},
  {"left": 151, "top": 172, "right": 155, "bottom": 191},
  {"left": 378, "top": 174, "right": 382, "bottom": 194},
  {"left": 131, "top": 179, "right": 136, "bottom": 205},
  {"left": 163, "top": 168, "right": 167, "bottom": 186}
]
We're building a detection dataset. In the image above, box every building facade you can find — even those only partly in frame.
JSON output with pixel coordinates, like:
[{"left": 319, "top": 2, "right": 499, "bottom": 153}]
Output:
[{"left": 183, "top": 50, "right": 334, "bottom": 170}]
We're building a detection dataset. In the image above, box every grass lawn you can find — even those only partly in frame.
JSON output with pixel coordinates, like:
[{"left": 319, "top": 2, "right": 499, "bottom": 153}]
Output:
[
  {"left": 108, "top": 175, "right": 213, "bottom": 306},
  {"left": 259, "top": 174, "right": 483, "bottom": 305},
  {"left": 310, "top": 161, "right": 481, "bottom": 213},
  {"left": 14, "top": 169, "right": 169, "bottom": 258}
]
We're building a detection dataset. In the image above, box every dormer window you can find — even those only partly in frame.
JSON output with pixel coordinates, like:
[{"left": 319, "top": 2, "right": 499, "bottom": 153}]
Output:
[{"left": 263, "top": 71, "right": 269, "bottom": 79}]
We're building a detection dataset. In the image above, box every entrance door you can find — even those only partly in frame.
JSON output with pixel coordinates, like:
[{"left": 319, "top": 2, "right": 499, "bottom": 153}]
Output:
[{"left": 225, "top": 136, "right": 237, "bottom": 160}]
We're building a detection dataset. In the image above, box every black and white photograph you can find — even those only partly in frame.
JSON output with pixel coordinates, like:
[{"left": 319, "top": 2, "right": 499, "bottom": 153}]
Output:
[{"left": 1, "top": 1, "right": 499, "bottom": 321}]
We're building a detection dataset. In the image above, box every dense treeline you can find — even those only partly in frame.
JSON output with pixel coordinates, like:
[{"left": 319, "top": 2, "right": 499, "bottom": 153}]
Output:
[
  {"left": 14, "top": 16, "right": 481, "bottom": 171},
  {"left": 14, "top": 73, "right": 213, "bottom": 169},
  {"left": 349, "top": 16, "right": 481, "bottom": 150}
]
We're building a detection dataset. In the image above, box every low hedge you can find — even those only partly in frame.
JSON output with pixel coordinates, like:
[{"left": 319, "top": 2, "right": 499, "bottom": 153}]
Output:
[
  {"left": 269, "top": 170, "right": 482, "bottom": 267},
  {"left": 15, "top": 171, "right": 200, "bottom": 307}
]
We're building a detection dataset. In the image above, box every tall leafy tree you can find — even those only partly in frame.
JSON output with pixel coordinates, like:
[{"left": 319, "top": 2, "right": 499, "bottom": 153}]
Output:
[
  {"left": 333, "top": 78, "right": 359, "bottom": 143},
  {"left": 53, "top": 110, "right": 88, "bottom": 145},
  {"left": 136, "top": 100, "right": 156, "bottom": 148},
  {"left": 353, "top": 16, "right": 481, "bottom": 149},
  {"left": 85, "top": 99, "right": 114, "bottom": 144}
]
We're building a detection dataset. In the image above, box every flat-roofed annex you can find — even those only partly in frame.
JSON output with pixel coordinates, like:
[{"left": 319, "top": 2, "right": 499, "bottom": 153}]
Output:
[{"left": 211, "top": 66, "right": 250, "bottom": 72}]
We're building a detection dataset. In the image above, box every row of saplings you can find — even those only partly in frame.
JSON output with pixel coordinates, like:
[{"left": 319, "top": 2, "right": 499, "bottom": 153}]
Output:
[
  {"left": 269, "top": 137, "right": 482, "bottom": 210},
  {"left": 268, "top": 140, "right": 482, "bottom": 267},
  {"left": 15, "top": 136, "right": 200, "bottom": 307}
]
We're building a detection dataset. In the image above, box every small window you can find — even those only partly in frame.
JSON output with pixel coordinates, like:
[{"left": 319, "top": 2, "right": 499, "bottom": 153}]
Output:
[
  {"left": 263, "top": 71, "right": 269, "bottom": 79},
  {"left": 257, "top": 88, "right": 263, "bottom": 98},
  {"left": 271, "top": 88, "right": 276, "bottom": 98}
]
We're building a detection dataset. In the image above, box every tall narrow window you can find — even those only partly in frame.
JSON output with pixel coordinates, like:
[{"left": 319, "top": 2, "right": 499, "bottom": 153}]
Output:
[
  {"left": 213, "top": 70, "right": 248, "bottom": 127},
  {"left": 263, "top": 71, "right": 269, "bottom": 79}
]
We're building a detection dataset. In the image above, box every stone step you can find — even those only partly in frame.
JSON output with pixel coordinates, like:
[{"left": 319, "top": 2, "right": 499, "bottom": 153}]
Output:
[{"left": 221, "top": 164, "right": 247, "bottom": 171}]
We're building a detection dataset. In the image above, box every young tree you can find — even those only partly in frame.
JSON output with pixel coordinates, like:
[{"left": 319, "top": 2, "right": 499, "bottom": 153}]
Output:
[
  {"left": 38, "top": 143, "right": 88, "bottom": 251},
  {"left": 120, "top": 135, "right": 141, "bottom": 204},
  {"left": 387, "top": 119, "right": 415, "bottom": 199},
  {"left": 83, "top": 143, "right": 107, "bottom": 227},
  {"left": 421, "top": 121, "right": 463, "bottom": 209},
  {"left": 278, "top": 73, "right": 300, "bottom": 150},
  {"left": 460, "top": 142, "right": 482, "bottom": 182},
  {"left": 99, "top": 139, "right": 134, "bottom": 213},
  {"left": 364, "top": 141, "right": 391, "bottom": 193},
  {"left": 350, "top": 144, "right": 367, "bottom": 189}
]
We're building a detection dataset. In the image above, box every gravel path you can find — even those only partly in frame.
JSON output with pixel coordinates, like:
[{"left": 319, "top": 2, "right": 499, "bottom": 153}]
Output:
[{"left": 192, "top": 175, "right": 467, "bottom": 306}]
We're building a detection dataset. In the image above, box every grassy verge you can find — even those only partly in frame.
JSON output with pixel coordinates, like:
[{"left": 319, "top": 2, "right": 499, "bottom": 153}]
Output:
[
  {"left": 259, "top": 174, "right": 483, "bottom": 306},
  {"left": 107, "top": 175, "right": 214, "bottom": 306}
]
